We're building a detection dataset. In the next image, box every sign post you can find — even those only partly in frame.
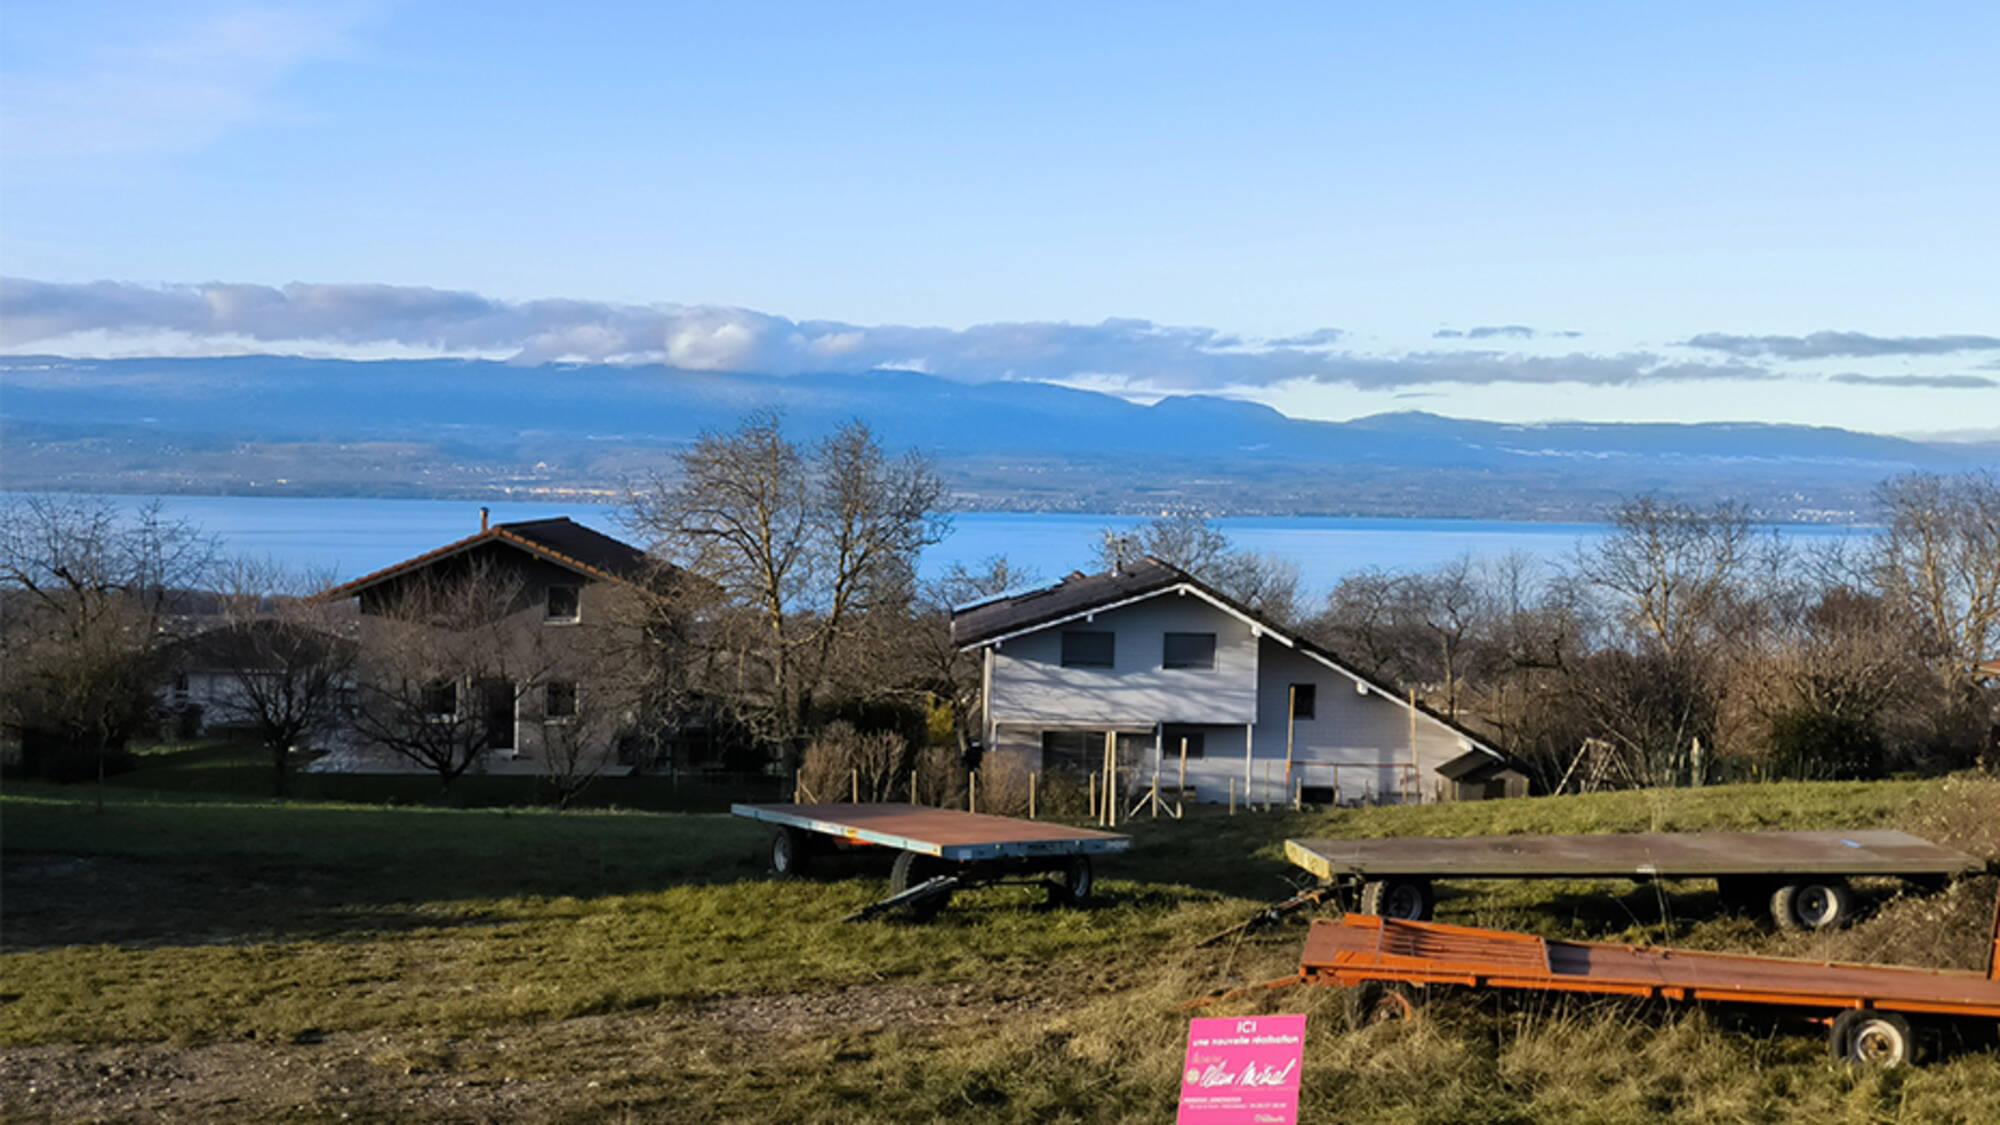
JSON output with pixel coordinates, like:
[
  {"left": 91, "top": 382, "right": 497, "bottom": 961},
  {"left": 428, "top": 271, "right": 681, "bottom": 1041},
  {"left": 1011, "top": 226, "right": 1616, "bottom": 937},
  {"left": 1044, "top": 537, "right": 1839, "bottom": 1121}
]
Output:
[{"left": 1176, "top": 1014, "right": 1305, "bottom": 1124}]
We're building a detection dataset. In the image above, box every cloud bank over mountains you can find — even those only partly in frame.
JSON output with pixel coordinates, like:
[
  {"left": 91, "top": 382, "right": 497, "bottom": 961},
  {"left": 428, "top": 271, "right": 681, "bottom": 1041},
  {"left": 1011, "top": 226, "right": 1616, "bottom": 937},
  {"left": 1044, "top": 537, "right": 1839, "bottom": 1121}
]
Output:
[{"left": 4, "top": 278, "right": 1996, "bottom": 401}]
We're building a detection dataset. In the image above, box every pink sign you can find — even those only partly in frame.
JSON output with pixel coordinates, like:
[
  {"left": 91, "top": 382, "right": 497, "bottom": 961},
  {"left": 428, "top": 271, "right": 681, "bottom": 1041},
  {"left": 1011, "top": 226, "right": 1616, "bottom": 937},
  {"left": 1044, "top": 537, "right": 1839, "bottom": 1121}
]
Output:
[{"left": 1176, "top": 1014, "right": 1305, "bottom": 1124}]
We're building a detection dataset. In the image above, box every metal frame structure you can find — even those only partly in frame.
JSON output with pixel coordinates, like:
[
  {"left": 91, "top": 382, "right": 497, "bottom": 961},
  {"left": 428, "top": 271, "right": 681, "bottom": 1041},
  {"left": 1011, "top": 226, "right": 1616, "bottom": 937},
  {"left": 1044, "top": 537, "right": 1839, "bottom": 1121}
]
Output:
[{"left": 1288, "top": 892, "right": 2000, "bottom": 1066}]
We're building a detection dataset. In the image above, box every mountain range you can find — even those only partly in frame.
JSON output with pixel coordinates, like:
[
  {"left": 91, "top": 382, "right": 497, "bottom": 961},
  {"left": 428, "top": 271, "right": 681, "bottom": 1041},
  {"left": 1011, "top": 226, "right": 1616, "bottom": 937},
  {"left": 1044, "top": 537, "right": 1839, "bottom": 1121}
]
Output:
[{"left": 3, "top": 355, "right": 1992, "bottom": 521}]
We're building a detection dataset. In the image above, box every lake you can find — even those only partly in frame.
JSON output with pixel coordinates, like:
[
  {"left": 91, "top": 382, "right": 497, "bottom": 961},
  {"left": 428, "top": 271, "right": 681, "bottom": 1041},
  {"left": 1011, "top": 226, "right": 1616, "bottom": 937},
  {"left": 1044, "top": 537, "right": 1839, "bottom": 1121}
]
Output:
[{"left": 35, "top": 494, "right": 1871, "bottom": 600}]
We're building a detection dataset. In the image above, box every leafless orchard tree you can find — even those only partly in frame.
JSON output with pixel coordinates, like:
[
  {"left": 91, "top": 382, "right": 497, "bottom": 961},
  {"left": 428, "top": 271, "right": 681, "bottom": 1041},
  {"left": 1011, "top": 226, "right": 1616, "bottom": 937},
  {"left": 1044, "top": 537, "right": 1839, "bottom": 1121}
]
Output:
[
  {"left": 0, "top": 495, "right": 216, "bottom": 790},
  {"left": 628, "top": 410, "right": 949, "bottom": 765}
]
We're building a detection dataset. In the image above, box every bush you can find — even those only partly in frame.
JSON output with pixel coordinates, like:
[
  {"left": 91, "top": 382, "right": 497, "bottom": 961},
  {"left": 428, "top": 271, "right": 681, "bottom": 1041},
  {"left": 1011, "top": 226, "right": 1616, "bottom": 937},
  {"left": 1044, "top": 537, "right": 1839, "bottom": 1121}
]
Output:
[{"left": 1766, "top": 710, "right": 1884, "bottom": 781}]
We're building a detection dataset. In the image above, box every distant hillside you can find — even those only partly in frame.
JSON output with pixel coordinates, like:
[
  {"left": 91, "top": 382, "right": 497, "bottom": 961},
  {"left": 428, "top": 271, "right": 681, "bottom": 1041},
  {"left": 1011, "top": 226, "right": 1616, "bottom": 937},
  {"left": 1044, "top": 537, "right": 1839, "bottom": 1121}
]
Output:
[{"left": 3, "top": 355, "right": 1992, "bottom": 520}]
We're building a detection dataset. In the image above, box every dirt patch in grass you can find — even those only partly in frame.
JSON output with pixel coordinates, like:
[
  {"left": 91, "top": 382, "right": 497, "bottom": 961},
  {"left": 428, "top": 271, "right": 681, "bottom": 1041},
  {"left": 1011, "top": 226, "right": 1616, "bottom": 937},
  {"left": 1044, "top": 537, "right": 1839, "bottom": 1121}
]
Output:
[
  {"left": 700, "top": 980, "right": 1074, "bottom": 1039},
  {"left": 0, "top": 978, "right": 1086, "bottom": 1125}
]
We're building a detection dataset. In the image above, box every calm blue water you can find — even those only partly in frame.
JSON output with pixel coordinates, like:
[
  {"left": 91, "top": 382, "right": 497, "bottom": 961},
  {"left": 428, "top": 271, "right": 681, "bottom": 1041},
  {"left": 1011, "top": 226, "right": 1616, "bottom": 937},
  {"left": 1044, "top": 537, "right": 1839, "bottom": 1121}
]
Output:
[{"left": 35, "top": 495, "right": 1866, "bottom": 599}]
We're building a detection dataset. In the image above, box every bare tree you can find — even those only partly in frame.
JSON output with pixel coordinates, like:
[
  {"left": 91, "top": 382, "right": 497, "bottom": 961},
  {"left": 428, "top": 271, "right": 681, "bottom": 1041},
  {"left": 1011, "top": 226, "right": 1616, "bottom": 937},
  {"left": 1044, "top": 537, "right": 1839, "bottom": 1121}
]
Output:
[
  {"left": 348, "top": 563, "right": 553, "bottom": 792},
  {"left": 0, "top": 496, "right": 216, "bottom": 790},
  {"left": 1573, "top": 496, "right": 1759, "bottom": 661},
  {"left": 912, "top": 556, "right": 1038, "bottom": 760},
  {"left": 191, "top": 558, "right": 357, "bottom": 797},
  {"left": 1871, "top": 471, "right": 2000, "bottom": 693},
  {"left": 1098, "top": 513, "right": 1300, "bottom": 622},
  {"left": 628, "top": 411, "right": 949, "bottom": 764}
]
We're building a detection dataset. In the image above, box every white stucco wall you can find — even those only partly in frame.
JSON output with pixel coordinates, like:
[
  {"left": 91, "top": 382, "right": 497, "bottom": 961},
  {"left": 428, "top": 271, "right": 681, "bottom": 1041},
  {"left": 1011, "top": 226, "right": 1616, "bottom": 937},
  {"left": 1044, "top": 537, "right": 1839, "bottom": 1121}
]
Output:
[
  {"left": 985, "top": 594, "right": 1259, "bottom": 727},
  {"left": 1250, "top": 639, "right": 1476, "bottom": 803}
]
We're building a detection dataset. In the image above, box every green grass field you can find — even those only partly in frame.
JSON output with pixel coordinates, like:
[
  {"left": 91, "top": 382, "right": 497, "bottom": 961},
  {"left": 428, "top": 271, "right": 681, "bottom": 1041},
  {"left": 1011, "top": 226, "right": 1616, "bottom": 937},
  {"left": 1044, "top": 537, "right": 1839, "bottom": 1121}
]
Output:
[{"left": 4, "top": 750, "right": 1998, "bottom": 1123}]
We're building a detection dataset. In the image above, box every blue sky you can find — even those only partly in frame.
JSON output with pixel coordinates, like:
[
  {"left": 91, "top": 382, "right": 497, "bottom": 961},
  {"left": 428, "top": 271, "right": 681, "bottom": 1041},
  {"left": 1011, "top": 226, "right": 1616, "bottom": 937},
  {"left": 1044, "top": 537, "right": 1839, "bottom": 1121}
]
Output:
[{"left": 3, "top": 2, "right": 1996, "bottom": 434}]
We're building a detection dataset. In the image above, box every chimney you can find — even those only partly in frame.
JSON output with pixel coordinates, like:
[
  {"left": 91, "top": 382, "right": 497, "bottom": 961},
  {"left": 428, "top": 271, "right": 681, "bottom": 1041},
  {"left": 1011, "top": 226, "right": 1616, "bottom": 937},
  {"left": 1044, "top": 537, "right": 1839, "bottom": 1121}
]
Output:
[{"left": 480, "top": 507, "right": 490, "bottom": 532}]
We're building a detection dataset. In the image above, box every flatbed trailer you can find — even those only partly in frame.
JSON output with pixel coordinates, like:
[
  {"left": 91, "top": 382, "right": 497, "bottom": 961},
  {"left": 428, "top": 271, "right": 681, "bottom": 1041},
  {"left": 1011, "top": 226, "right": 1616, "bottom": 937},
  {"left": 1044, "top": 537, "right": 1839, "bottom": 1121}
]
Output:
[
  {"left": 1285, "top": 830, "right": 1983, "bottom": 931},
  {"left": 1291, "top": 893, "right": 2000, "bottom": 1066},
  {"left": 731, "top": 803, "right": 1130, "bottom": 919}
]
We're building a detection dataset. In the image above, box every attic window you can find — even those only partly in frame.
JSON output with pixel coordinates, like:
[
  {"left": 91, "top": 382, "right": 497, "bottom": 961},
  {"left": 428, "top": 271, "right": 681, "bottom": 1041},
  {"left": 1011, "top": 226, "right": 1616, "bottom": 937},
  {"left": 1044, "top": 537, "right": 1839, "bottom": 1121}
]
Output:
[
  {"left": 1060, "top": 631, "right": 1115, "bottom": 668},
  {"left": 1289, "top": 683, "right": 1317, "bottom": 720},
  {"left": 546, "top": 585, "right": 581, "bottom": 623}
]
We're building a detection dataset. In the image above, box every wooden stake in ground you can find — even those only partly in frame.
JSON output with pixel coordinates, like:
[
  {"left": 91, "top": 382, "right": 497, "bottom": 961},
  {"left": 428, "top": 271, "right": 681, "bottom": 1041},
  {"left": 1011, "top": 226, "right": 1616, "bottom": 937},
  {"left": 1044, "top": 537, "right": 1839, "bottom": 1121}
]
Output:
[
  {"left": 910, "top": 767, "right": 919, "bottom": 806},
  {"left": 969, "top": 769, "right": 978, "bottom": 813},
  {"left": 1176, "top": 737, "right": 1188, "bottom": 819},
  {"left": 1029, "top": 770, "right": 1037, "bottom": 819},
  {"left": 852, "top": 767, "right": 860, "bottom": 804},
  {"left": 1285, "top": 684, "right": 1296, "bottom": 799},
  {"left": 1089, "top": 771, "right": 1098, "bottom": 821},
  {"left": 1228, "top": 776, "right": 1235, "bottom": 815}
]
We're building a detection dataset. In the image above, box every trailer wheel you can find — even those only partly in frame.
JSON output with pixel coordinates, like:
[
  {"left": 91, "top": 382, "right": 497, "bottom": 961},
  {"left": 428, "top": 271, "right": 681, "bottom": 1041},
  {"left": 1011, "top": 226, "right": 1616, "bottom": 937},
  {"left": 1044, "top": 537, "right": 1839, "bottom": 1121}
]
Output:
[
  {"left": 1045, "top": 856, "right": 1095, "bottom": 908},
  {"left": 1345, "top": 981, "right": 1421, "bottom": 1030},
  {"left": 771, "top": 828, "right": 814, "bottom": 877},
  {"left": 889, "top": 850, "right": 952, "bottom": 920},
  {"left": 1771, "top": 880, "right": 1854, "bottom": 931},
  {"left": 1360, "top": 878, "right": 1434, "bottom": 921},
  {"left": 1830, "top": 1010, "right": 1916, "bottom": 1067}
]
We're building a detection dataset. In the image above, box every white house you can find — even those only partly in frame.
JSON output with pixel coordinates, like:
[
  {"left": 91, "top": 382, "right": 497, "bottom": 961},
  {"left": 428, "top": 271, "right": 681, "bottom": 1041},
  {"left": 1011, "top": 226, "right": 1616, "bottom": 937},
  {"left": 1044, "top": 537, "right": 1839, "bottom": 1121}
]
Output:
[{"left": 951, "top": 558, "right": 1514, "bottom": 805}]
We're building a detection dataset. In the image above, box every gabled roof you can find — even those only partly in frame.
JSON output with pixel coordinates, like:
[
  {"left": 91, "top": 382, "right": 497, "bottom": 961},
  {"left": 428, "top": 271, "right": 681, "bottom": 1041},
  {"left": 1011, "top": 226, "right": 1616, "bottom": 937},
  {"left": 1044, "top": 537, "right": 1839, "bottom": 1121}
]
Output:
[
  {"left": 319, "top": 516, "right": 654, "bottom": 601},
  {"left": 161, "top": 618, "right": 357, "bottom": 669},
  {"left": 951, "top": 557, "right": 1504, "bottom": 761},
  {"left": 1437, "top": 749, "right": 1526, "bottom": 783},
  {"left": 1977, "top": 659, "right": 2000, "bottom": 680},
  {"left": 952, "top": 558, "right": 1185, "bottom": 647}
]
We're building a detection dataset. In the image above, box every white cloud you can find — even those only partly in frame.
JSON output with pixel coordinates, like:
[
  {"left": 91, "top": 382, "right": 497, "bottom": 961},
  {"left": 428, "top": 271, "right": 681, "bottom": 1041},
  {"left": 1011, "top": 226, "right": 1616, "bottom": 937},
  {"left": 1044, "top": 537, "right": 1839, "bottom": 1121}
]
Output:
[{"left": 4, "top": 276, "right": 1945, "bottom": 397}]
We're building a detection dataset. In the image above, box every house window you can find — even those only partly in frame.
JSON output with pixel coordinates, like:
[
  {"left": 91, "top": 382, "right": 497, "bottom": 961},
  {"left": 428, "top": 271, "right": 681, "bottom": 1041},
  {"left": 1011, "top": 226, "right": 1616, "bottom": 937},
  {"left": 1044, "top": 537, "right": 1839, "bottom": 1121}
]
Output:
[
  {"left": 1040, "top": 730, "right": 1143, "bottom": 774},
  {"left": 1060, "top": 631, "right": 1115, "bottom": 668},
  {"left": 1289, "top": 683, "right": 1316, "bottom": 720},
  {"left": 172, "top": 672, "right": 191, "bottom": 695},
  {"left": 1162, "top": 632, "right": 1216, "bottom": 669},
  {"left": 423, "top": 680, "right": 458, "bottom": 719},
  {"left": 1162, "top": 725, "right": 1206, "bottom": 759},
  {"left": 545, "top": 681, "right": 577, "bottom": 722},
  {"left": 546, "top": 585, "right": 581, "bottom": 623}
]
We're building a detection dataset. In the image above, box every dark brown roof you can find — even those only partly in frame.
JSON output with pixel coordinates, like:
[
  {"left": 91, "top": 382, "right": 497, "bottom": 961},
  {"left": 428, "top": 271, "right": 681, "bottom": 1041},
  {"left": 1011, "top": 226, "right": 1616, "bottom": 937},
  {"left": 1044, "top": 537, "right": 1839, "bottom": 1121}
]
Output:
[
  {"left": 320, "top": 516, "right": 654, "bottom": 600},
  {"left": 1436, "top": 749, "right": 1525, "bottom": 783},
  {"left": 951, "top": 558, "right": 1186, "bottom": 647}
]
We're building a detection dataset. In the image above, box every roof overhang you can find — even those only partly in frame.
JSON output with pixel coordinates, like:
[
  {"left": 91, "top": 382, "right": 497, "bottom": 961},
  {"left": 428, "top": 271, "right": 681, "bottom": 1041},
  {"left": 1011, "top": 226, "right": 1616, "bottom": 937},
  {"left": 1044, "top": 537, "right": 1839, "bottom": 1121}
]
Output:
[{"left": 317, "top": 527, "right": 637, "bottom": 602}]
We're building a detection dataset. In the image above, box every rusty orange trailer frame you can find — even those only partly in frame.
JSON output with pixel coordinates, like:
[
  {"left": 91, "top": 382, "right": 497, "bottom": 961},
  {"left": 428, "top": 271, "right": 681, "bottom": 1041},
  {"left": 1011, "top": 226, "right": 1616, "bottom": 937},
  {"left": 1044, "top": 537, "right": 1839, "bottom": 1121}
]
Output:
[{"left": 1295, "top": 893, "right": 2000, "bottom": 1023}]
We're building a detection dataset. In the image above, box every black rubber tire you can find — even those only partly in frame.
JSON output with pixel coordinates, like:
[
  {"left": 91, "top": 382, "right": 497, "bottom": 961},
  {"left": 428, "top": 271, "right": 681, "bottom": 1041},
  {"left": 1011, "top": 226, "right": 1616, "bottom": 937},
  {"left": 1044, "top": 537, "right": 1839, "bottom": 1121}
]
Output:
[
  {"left": 1829, "top": 1010, "right": 1917, "bottom": 1067},
  {"left": 1045, "top": 856, "right": 1095, "bottom": 908},
  {"left": 889, "top": 850, "right": 952, "bottom": 920},
  {"left": 771, "top": 828, "right": 813, "bottom": 878},
  {"left": 1359, "top": 878, "right": 1434, "bottom": 921},
  {"left": 1344, "top": 981, "right": 1421, "bottom": 1031},
  {"left": 1771, "top": 880, "right": 1855, "bottom": 931}
]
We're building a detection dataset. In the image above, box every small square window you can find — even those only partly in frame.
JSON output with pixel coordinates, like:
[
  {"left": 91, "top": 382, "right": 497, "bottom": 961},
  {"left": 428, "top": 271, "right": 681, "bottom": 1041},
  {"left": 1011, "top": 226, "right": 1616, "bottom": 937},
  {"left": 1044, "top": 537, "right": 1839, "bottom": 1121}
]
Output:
[
  {"left": 545, "top": 681, "right": 577, "bottom": 722},
  {"left": 545, "top": 585, "right": 581, "bottom": 622},
  {"left": 1162, "top": 632, "right": 1216, "bottom": 669},
  {"left": 1060, "top": 631, "right": 1115, "bottom": 667},
  {"left": 423, "top": 680, "right": 458, "bottom": 719},
  {"left": 1289, "top": 683, "right": 1316, "bottom": 720}
]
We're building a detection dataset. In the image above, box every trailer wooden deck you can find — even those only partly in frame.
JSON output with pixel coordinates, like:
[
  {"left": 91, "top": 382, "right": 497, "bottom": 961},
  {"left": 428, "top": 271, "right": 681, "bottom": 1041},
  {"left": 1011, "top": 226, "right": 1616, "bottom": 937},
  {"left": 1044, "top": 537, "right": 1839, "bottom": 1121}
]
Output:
[
  {"left": 1284, "top": 830, "right": 1981, "bottom": 882},
  {"left": 731, "top": 803, "right": 1130, "bottom": 861}
]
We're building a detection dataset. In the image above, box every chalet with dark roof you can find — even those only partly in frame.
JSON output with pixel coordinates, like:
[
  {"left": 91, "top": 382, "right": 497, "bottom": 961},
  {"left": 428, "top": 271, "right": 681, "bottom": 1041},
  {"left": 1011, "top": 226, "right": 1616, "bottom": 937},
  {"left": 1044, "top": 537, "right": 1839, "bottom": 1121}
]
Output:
[
  {"left": 314, "top": 512, "right": 669, "bottom": 777},
  {"left": 952, "top": 558, "right": 1509, "bottom": 805}
]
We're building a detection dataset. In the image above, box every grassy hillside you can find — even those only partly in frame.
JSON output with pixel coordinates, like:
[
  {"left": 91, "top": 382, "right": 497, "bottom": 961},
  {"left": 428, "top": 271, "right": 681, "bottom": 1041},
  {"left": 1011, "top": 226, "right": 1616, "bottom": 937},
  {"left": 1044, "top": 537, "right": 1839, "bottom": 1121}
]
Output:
[{"left": 3, "top": 771, "right": 1997, "bottom": 1122}]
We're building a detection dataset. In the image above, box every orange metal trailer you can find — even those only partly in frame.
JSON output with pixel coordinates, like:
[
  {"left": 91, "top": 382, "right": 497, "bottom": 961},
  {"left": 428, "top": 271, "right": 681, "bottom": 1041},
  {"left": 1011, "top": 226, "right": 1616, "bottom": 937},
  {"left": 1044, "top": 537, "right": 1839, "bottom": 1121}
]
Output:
[{"left": 1290, "top": 893, "right": 2000, "bottom": 1065}]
